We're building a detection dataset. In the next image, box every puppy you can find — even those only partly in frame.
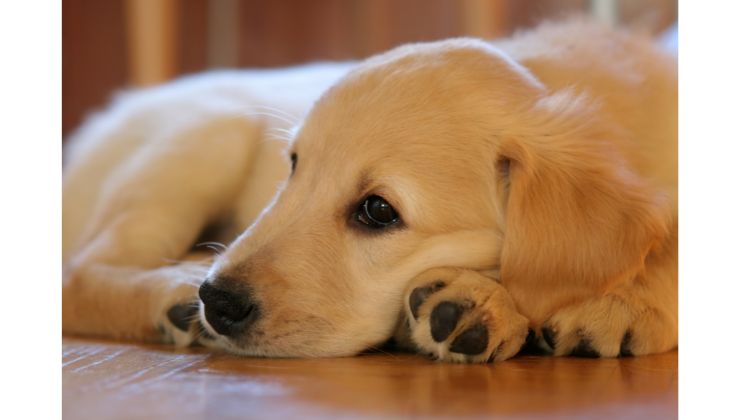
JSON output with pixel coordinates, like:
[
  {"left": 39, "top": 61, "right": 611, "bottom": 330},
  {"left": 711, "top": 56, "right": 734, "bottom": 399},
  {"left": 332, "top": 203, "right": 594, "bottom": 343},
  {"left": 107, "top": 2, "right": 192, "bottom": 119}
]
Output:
[{"left": 62, "top": 19, "right": 677, "bottom": 363}]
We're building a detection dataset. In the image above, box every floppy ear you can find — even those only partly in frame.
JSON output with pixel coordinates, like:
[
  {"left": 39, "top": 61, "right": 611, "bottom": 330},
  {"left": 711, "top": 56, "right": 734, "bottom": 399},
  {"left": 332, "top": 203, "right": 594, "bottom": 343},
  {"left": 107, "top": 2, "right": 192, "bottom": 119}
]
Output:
[{"left": 498, "top": 91, "right": 670, "bottom": 291}]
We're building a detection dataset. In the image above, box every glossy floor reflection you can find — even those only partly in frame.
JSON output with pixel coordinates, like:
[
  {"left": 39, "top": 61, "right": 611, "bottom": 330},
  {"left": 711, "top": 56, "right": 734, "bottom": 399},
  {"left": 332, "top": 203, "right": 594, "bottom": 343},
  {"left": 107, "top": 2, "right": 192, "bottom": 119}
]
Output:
[{"left": 63, "top": 337, "right": 677, "bottom": 419}]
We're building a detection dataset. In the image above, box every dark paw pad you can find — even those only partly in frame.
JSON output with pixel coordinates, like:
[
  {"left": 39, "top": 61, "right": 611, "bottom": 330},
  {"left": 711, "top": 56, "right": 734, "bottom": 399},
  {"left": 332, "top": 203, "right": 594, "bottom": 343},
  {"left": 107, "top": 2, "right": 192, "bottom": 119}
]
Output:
[
  {"left": 518, "top": 328, "right": 552, "bottom": 356},
  {"left": 167, "top": 301, "right": 200, "bottom": 332},
  {"left": 430, "top": 301, "right": 463, "bottom": 342},
  {"left": 450, "top": 324, "right": 489, "bottom": 355},
  {"left": 409, "top": 281, "right": 445, "bottom": 320},
  {"left": 569, "top": 338, "right": 601, "bottom": 358},
  {"left": 619, "top": 330, "right": 634, "bottom": 357},
  {"left": 541, "top": 325, "right": 557, "bottom": 350}
]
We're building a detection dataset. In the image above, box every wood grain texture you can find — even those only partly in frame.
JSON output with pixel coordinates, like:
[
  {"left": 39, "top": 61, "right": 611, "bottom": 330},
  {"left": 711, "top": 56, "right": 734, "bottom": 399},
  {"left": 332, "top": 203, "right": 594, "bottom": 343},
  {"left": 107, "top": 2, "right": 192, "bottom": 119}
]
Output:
[{"left": 63, "top": 337, "right": 677, "bottom": 419}]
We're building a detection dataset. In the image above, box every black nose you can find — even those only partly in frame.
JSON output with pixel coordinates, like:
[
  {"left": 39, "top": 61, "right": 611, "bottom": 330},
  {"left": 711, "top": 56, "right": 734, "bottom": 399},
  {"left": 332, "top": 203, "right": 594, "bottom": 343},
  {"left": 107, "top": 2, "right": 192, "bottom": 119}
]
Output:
[{"left": 199, "top": 281, "right": 260, "bottom": 337}]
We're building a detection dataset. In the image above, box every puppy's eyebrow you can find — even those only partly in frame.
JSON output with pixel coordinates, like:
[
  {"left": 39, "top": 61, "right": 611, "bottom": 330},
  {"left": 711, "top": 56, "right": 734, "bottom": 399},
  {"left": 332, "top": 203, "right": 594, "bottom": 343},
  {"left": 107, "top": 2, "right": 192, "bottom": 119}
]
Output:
[
  {"left": 341, "top": 171, "right": 373, "bottom": 221},
  {"left": 353, "top": 170, "right": 400, "bottom": 202},
  {"left": 354, "top": 171, "right": 410, "bottom": 214},
  {"left": 355, "top": 171, "right": 373, "bottom": 197}
]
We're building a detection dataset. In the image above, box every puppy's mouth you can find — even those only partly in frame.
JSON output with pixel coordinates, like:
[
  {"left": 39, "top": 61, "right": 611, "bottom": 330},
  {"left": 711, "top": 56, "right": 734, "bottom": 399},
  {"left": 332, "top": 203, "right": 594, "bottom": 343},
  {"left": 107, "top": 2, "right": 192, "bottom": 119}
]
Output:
[{"left": 196, "top": 304, "right": 266, "bottom": 355}]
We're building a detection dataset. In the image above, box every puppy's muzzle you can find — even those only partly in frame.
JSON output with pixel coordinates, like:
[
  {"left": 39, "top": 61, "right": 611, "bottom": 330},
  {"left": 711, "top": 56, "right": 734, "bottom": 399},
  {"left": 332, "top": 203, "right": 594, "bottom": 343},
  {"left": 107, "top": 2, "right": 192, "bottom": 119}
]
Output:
[{"left": 199, "top": 280, "right": 260, "bottom": 337}]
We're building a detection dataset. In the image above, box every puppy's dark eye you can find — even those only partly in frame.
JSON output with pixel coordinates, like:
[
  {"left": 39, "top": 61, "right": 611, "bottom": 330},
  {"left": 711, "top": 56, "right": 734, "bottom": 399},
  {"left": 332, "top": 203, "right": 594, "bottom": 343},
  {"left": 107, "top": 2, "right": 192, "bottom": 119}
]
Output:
[
  {"left": 290, "top": 153, "right": 297, "bottom": 174},
  {"left": 356, "top": 195, "right": 399, "bottom": 228}
]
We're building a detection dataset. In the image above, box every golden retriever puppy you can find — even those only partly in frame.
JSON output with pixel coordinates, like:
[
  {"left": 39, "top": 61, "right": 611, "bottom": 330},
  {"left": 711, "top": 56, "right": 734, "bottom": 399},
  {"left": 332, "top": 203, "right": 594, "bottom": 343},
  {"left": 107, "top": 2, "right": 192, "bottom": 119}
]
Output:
[{"left": 62, "top": 19, "right": 677, "bottom": 363}]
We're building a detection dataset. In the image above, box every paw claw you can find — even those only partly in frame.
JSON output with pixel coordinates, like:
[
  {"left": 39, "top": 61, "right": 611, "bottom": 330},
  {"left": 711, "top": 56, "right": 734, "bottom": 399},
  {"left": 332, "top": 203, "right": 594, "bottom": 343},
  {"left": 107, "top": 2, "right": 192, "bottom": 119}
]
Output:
[
  {"left": 430, "top": 301, "right": 463, "bottom": 342},
  {"left": 450, "top": 323, "right": 489, "bottom": 355}
]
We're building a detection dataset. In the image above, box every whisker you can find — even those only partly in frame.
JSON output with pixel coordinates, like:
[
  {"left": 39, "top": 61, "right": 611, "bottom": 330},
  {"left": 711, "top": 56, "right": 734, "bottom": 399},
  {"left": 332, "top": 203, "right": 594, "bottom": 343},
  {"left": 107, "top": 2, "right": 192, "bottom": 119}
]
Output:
[
  {"left": 252, "top": 105, "right": 300, "bottom": 123},
  {"left": 267, "top": 127, "right": 297, "bottom": 137},
  {"left": 195, "top": 241, "right": 227, "bottom": 256},
  {"left": 241, "top": 110, "right": 297, "bottom": 126},
  {"left": 264, "top": 128, "right": 295, "bottom": 144},
  {"left": 197, "top": 241, "right": 227, "bottom": 250},
  {"left": 363, "top": 346, "right": 399, "bottom": 358},
  {"left": 207, "top": 246, "right": 223, "bottom": 255}
]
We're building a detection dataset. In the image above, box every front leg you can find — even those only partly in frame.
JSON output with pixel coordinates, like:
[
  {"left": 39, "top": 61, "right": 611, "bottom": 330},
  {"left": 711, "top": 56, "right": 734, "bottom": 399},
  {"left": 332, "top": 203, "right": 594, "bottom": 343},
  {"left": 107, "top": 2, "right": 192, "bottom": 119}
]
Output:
[
  {"left": 538, "top": 292, "right": 677, "bottom": 358},
  {"left": 538, "top": 287, "right": 677, "bottom": 357},
  {"left": 63, "top": 116, "right": 259, "bottom": 347},
  {"left": 63, "top": 259, "right": 211, "bottom": 347},
  {"left": 401, "top": 267, "right": 528, "bottom": 363},
  {"left": 537, "top": 239, "right": 678, "bottom": 358}
]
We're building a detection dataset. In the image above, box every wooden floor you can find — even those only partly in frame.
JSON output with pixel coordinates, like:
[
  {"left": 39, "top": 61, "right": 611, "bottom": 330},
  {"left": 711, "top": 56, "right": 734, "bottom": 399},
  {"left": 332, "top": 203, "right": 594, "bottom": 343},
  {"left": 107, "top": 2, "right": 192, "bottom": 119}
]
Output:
[{"left": 63, "top": 337, "right": 677, "bottom": 419}]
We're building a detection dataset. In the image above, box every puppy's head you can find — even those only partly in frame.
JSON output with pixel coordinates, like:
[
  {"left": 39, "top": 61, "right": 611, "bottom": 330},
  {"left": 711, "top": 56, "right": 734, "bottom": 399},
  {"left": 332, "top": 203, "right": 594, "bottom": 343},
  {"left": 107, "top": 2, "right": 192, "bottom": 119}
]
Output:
[{"left": 199, "top": 39, "right": 669, "bottom": 356}]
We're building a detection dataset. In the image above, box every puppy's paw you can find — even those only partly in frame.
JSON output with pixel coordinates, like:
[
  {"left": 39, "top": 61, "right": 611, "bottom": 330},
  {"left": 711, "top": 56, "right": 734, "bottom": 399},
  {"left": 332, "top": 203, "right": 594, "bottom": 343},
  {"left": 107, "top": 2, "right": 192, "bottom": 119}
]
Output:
[
  {"left": 538, "top": 294, "right": 677, "bottom": 358},
  {"left": 160, "top": 299, "right": 201, "bottom": 346},
  {"left": 405, "top": 268, "right": 528, "bottom": 363},
  {"left": 155, "top": 276, "right": 217, "bottom": 349}
]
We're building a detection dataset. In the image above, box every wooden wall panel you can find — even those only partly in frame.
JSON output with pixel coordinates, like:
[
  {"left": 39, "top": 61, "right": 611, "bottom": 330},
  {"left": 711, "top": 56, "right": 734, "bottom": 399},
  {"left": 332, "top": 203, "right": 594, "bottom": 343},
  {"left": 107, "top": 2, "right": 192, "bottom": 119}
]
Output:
[
  {"left": 125, "top": 0, "right": 179, "bottom": 86},
  {"left": 178, "top": 0, "right": 208, "bottom": 74},
  {"left": 238, "top": 0, "right": 358, "bottom": 67},
  {"left": 63, "top": 0, "right": 128, "bottom": 136},
  {"left": 351, "top": 0, "right": 467, "bottom": 57},
  {"left": 63, "top": 0, "right": 676, "bottom": 138}
]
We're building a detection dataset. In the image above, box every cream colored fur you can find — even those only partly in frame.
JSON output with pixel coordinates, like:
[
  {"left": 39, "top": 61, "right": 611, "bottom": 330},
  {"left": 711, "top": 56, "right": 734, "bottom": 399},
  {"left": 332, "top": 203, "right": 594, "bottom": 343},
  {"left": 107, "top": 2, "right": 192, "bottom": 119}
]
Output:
[{"left": 63, "top": 20, "right": 677, "bottom": 362}]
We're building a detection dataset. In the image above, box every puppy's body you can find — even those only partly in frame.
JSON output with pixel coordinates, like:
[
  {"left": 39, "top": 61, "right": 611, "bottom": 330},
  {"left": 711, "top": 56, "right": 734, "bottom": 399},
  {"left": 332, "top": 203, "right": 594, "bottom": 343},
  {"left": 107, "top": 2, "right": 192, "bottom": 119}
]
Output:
[
  {"left": 63, "top": 20, "right": 677, "bottom": 362},
  {"left": 495, "top": 22, "right": 677, "bottom": 328},
  {"left": 62, "top": 63, "right": 354, "bottom": 259}
]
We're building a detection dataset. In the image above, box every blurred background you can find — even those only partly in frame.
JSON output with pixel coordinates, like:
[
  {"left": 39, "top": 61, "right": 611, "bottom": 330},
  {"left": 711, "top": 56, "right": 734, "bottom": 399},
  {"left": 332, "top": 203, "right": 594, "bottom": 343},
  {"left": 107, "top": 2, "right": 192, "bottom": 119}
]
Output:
[{"left": 63, "top": 0, "right": 676, "bottom": 139}]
